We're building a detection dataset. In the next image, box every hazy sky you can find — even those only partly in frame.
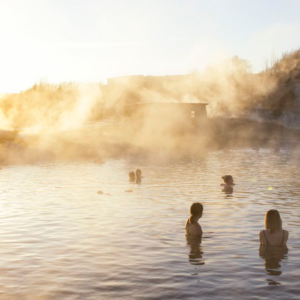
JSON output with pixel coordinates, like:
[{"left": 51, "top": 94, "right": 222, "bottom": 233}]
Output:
[{"left": 0, "top": 0, "right": 300, "bottom": 93}]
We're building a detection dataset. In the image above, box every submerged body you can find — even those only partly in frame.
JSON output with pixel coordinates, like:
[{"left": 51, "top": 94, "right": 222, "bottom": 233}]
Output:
[{"left": 222, "top": 185, "right": 233, "bottom": 193}]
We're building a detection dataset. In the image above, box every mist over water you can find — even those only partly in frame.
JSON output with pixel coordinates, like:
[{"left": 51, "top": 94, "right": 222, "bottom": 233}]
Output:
[
  {"left": 0, "top": 52, "right": 298, "bottom": 165},
  {"left": 0, "top": 50, "right": 299, "bottom": 166}
]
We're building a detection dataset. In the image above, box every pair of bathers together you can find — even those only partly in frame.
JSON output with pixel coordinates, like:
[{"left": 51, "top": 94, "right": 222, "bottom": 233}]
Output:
[{"left": 263, "top": 230, "right": 286, "bottom": 246}]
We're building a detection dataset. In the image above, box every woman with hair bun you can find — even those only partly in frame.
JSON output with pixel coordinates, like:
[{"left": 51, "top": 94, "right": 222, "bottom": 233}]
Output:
[
  {"left": 259, "top": 210, "right": 289, "bottom": 246},
  {"left": 185, "top": 202, "right": 203, "bottom": 236},
  {"left": 221, "top": 175, "right": 235, "bottom": 193}
]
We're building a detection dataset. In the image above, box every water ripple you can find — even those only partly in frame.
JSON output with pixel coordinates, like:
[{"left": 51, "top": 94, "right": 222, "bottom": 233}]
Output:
[{"left": 0, "top": 149, "right": 299, "bottom": 299}]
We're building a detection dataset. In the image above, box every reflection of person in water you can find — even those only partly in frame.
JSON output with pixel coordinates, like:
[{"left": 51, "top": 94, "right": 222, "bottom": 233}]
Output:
[
  {"left": 259, "top": 244, "right": 288, "bottom": 277},
  {"left": 186, "top": 235, "right": 204, "bottom": 266},
  {"left": 221, "top": 175, "right": 235, "bottom": 194}
]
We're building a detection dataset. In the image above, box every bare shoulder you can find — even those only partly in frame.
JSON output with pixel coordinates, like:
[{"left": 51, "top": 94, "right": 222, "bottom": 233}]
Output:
[{"left": 259, "top": 230, "right": 268, "bottom": 244}]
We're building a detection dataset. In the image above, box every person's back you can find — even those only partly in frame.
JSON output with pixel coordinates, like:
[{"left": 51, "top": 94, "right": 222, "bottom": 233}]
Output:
[
  {"left": 259, "top": 209, "right": 289, "bottom": 246},
  {"left": 185, "top": 202, "right": 203, "bottom": 236},
  {"left": 260, "top": 229, "right": 288, "bottom": 246}
]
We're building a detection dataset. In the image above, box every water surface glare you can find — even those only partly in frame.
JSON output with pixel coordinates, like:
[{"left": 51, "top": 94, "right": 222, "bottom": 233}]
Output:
[{"left": 1, "top": 149, "right": 300, "bottom": 299}]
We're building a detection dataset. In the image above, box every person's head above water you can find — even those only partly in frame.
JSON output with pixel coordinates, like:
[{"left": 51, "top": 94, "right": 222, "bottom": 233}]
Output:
[
  {"left": 129, "top": 171, "right": 135, "bottom": 182},
  {"left": 189, "top": 202, "right": 203, "bottom": 223},
  {"left": 136, "top": 169, "right": 142, "bottom": 178},
  {"left": 265, "top": 209, "right": 282, "bottom": 233},
  {"left": 222, "top": 175, "right": 234, "bottom": 186}
]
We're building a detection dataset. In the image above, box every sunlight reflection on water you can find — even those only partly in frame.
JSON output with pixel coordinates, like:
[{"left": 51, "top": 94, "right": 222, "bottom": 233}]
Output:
[{"left": 0, "top": 149, "right": 300, "bottom": 299}]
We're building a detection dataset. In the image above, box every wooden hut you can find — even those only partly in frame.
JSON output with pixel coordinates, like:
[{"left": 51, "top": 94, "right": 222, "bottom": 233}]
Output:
[{"left": 123, "top": 102, "right": 208, "bottom": 135}]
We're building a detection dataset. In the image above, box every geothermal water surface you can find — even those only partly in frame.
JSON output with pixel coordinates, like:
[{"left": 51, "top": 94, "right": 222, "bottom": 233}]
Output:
[{"left": 0, "top": 149, "right": 300, "bottom": 299}]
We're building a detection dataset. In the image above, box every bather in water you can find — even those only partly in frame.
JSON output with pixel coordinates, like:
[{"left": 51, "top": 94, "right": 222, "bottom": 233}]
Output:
[
  {"left": 259, "top": 243, "right": 288, "bottom": 279},
  {"left": 129, "top": 171, "right": 135, "bottom": 182},
  {"left": 135, "top": 169, "right": 142, "bottom": 184},
  {"left": 185, "top": 202, "right": 203, "bottom": 236},
  {"left": 221, "top": 175, "right": 235, "bottom": 193},
  {"left": 259, "top": 209, "right": 289, "bottom": 246},
  {"left": 259, "top": 209, "right": 289, "bottom": 281}
]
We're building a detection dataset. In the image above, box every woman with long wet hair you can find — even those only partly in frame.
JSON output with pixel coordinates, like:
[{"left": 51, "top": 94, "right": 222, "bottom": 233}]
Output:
[{"left": 259, "top": 210, "right": 289, "bottom": 246}]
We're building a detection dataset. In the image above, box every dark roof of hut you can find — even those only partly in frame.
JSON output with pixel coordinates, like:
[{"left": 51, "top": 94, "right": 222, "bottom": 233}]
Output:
[{"left": 124, "top": 102, "right": 208, "bottom": 107}]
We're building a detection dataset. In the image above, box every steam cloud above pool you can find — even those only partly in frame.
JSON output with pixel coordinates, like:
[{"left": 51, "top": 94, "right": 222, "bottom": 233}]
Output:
[{"left": 0, "top": 50, "right": 300, "bottom": 164}]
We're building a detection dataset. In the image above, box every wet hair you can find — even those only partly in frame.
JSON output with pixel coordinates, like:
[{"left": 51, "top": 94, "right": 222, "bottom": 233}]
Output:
[
  {"left": 265, "top": 210, "right": 282, "bottom": 233},
  {"left": 129, "top": 171, "right": 135, "bottom": 182},
  {"left": 189, "top": 202, "right": 203, "bottom": 224},
  {"left": 222, "top": 175, "right": 233, "bottom": 184}
]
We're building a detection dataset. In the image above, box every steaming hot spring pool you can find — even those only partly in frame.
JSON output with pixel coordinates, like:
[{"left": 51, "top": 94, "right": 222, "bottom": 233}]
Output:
[{"left": 1, "top": 149, "right": 300, "bottom": 299}]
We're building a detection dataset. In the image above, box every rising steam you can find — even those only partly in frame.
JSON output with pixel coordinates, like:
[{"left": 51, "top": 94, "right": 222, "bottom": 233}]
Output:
[{"left": 0, "top": 49, "right": 300, "bottom": 164}]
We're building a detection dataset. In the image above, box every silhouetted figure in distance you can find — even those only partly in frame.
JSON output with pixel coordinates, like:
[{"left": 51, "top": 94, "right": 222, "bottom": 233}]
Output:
[
  {"left": 129, "top": 171, "right": 135, "bottom": 182},
  {"left": 221, "top": 175, "right": 235, "bottom": 193},
  {"left": 136, "top": 169, "right": 142, "bottom": 183}
]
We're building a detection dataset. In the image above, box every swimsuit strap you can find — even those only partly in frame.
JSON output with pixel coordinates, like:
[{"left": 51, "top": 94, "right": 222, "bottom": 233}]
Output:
[
  {"left": 263, "top": 230, "right": 269, "bottom": 245},
  {"left": 281, "top": 230, "right": 285, "bottom": 246}
]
